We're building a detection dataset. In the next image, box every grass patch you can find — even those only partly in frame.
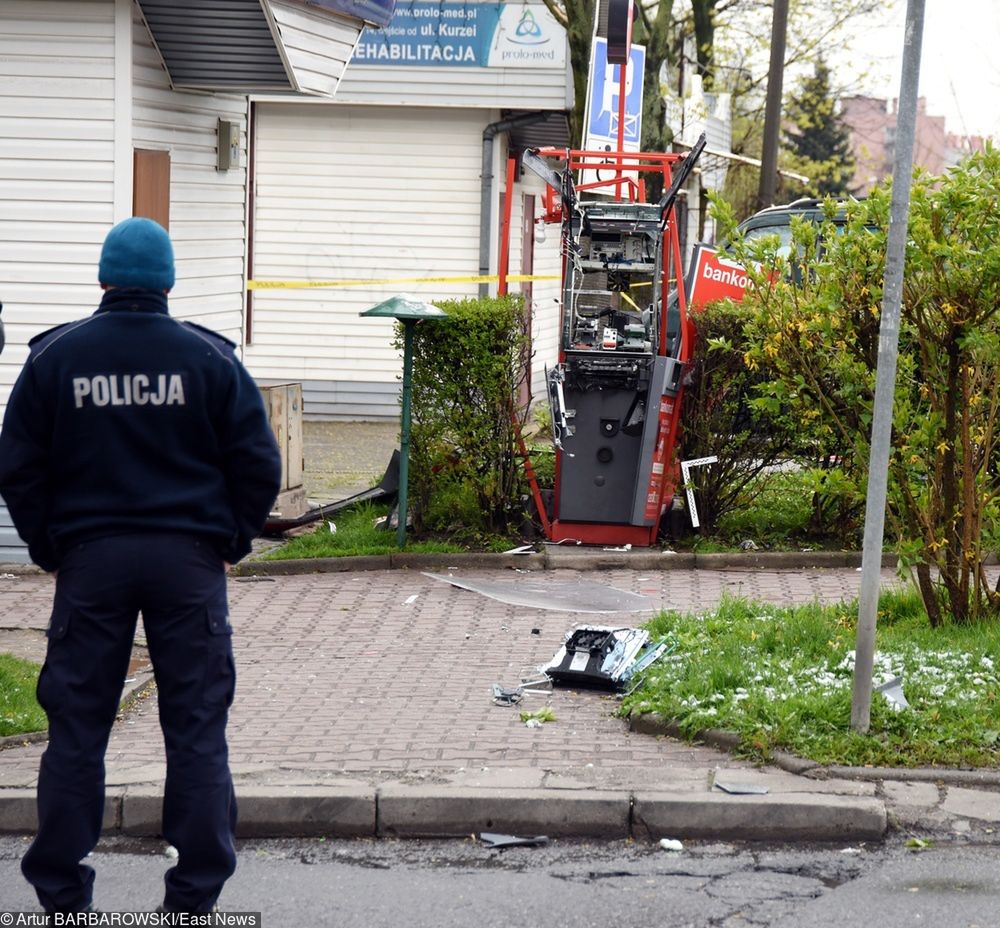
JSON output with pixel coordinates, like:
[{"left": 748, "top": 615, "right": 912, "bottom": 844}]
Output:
[
  {"left": 714, "top": 469, "right": 815, "bottom": 548},
  {"left": 262, "top": 501, "right": 465, "bottom": 560},
  {"left": 622, "top": 588, "right": 1000, "bottom": 768},
  {"left": 0, "top": 653, "right": 46, "bottom": 737}
]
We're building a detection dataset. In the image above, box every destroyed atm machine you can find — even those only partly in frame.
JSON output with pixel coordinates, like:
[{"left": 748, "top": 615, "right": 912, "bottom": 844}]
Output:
[{"left": 519, "top": 11, "right": 705, "bottom": 546}]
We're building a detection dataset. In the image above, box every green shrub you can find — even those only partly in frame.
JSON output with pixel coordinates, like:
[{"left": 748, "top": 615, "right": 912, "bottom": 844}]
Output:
[
  {"left": 680, "top": 299, "right": 805, "bottom": 535},
  {"left": 734, "top": 151, "right": 1000, "bottom": 624},
  {"left": 399, "top": 295, "right": 532, "bottom": 538}
]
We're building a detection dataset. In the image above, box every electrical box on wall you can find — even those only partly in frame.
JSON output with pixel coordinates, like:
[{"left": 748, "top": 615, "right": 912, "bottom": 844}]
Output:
[{"left": 217, "top": 119, "right": 240, "bottom": 171}]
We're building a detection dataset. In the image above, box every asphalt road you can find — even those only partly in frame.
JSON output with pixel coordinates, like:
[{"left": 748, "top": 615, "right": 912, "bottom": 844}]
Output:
[{"left": 2, "top": 836, "right": 999, "bottom": 927}]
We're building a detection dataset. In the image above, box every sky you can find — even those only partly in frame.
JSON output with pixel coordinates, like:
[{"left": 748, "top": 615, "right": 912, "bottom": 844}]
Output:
[{"left": 837, "top": 0, "right": 1000, "bottom": 140}]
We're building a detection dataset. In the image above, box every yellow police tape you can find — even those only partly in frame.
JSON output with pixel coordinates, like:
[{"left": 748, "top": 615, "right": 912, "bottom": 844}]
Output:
[{"left": 246, "top": 273, "right": 559, "bottom": 290}]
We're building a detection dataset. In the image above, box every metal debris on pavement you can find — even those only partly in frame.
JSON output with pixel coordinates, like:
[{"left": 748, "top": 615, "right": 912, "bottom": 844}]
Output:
[
  {"left": 714, "top": 780, "right": 770, "bottom": 795},
  {"left": 491, "top": 684, "right": 524, "bottom": 707},
  {"left": 519, "top": 670, "right": 552, "bottom": 691},
  {"left": 423, "top": 572, "right": 656, "bottom": 613},
  {"left": 541, "top": 626, "right": 671, "bottom": 690},
  {"left": 480, "top": 832, "right": 549, "bottom": 849}
]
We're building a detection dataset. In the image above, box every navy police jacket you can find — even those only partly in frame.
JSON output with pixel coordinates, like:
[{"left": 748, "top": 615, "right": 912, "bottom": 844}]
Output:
[{"left": 0, "top": 288, "right": 282, "bottom": 571}]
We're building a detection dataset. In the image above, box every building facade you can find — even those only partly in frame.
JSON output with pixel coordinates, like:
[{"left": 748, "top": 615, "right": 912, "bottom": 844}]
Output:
[{"left": 0, "top": 0, "right": 571, "bottom": 562}]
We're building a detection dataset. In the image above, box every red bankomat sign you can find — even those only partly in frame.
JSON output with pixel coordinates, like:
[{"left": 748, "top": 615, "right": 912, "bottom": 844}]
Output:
[{"left": 686, "top": 244, "right": 752, "bottom": 311}]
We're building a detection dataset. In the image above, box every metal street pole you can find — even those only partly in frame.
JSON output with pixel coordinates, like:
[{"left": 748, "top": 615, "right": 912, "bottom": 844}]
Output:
[
  {"left": 851, "top": 0, "right": 926, "bottom": 732},
  {"left": 756, "top": 0, "right": 788, "bottom": 210}
]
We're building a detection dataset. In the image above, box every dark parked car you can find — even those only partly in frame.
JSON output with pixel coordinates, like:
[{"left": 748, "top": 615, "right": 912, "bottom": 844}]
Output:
[{"left": 732, "top": 197, "right": 858, "bottom": 260}]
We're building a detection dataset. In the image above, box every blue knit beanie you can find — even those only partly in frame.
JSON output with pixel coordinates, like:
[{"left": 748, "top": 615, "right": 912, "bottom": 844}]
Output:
[{"left": 98, "top": 217, "right": 175, "bottom": 292}]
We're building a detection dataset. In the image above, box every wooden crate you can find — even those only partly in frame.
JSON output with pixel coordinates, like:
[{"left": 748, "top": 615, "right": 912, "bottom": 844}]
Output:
[{"left": 261, "top": 382, "right": 307, "bottom": 517}]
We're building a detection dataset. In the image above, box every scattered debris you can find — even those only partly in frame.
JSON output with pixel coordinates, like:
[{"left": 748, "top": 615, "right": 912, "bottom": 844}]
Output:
[
  {"left": 233, "top": 576, "right": 276, "bottom": 583},
  {"left": 503, "top": 544, "right": 535, "bottom": 555},
  {"left": 541, "top": 626, "right": 671, "bottom": 691},
  {"left": 840, "top": 847, "right": 863, "bottom": 855},
  {"left": 164, "top": 845, "right": 179, "bottom": 860},
  {"left": 531, "top": 628, "right": 541, "bottom": 635},
  {"left": 480, "top": 832, "right": 549, "bottom": 849},
  {"left": 876, "top": 675, "right": 910, "bottom": 711},
  {"left": 739, "top": 539, "right": 759, "bottom": 551},
  {"left": 403, "top": 594, "right": 419, "bottom": 605},
  {"left": 681, "top": 456, "right": 719, "bottom": 529},
  {"left": 519, "top": 670, "right": 553, "bottom": 692},
  {"left": 423, "top": 573, "right": 656, "bottom": 613},
  {"left": 659, "top": 838, "right": 683, "bottom": 852},
  {"left": 603, "top": 544, "right": 632, "bottom": 552},
  {"left": 905, "top": 837, "right": 933, "bottom": 851},
  {"left": 520, "top": 706, "right": 556, "bottom": 725},
  {"left": 491, "top": 684, "right": 524, "bottom": 707},
  {"left": 0, "top": 573, "right": 16, "bottom": 580},
  {"left": 327, "top": 521, "right": 337, "bottom": 533},
  {"left": 714, "top": 780, "right": 770, "bottom": 795}
]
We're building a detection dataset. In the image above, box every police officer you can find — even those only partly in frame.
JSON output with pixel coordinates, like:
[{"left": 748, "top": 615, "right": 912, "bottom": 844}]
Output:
[{"left": 0, "top": 217, "right": 282, "bottom": 915}]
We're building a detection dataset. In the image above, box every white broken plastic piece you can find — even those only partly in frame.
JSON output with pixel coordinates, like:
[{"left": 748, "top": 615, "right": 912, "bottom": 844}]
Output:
[
  {"left": 876, "top": 675, "right": 910, "bottom": 711},
  {"left": 404, "top": 594, "right": 419, "bottom": 605},
  {"left": 659, "top": 838, "right": 683, "bottom": 852},
  {"left": 503, "top": 544, "right": 535, "bottom": 555},
  {"left": 327, "top": 521, "right": 337, "bottom": 533},
  {"left": 525, "top": 718, "right": 543, "bottom": 729},
  {"left": 165, "top": 845, "right": 179, "bottom": 859}
]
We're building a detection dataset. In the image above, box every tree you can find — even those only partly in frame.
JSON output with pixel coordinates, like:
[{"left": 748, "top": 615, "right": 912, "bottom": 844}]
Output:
[
  {"left": 737, "top": 148, "right": 1000, "bottom": 626},
  {"left": 541, "top": 0, "right": 881, "bottom": 168},
  {"left": 783, "top": 59, "right": 856, "bottom": 196}
]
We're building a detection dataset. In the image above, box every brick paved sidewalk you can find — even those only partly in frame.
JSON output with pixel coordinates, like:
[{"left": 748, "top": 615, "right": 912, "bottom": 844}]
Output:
[{"left": 0, "top": 564, "right": 898, "bottom": 790}]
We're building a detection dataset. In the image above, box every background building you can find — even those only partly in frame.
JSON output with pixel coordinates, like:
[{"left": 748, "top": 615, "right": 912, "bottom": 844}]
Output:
[{"left": 839, "top": 94, "right": 986, "bottom": 195}]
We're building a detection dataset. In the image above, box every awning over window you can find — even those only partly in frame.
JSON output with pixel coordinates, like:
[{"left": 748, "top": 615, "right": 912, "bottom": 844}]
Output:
[{"left": 138, "top": 0, "right": 395, "bottom": 97}]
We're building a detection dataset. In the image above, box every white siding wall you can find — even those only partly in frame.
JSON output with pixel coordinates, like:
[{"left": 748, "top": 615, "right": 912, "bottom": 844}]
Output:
[
  {"left": 0, "top": 0, "right": 116, "bottom": 562},
  {"left": 520, "top": 180, "right": 561, "bottom": 395},
  {"left": 268, "top": 0, "right": 361, "bottom": 97},
  {"left": 501, "top": 168, "right": 561, "bottom": 400},
  {"left": 0, "top": 0, "right": 117, "bottom": 407},
  {"left": 131, "top": 14, "right": 249, "bottom": 343},
  {"left": 246, "top": 102, "right": 488, "bottom": 416},
  {"left": 247, "top": 102, "right": 562, "bottom": 418},
  {"left": 336, "top": 63, "right": 570, "bottom": 110}
]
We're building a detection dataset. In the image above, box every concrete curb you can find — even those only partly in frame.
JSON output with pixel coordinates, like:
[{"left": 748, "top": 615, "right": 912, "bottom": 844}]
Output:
[
  {"left": 377, "top": 786, "right": 631, "bottom": 839},
  {"left": 0, "top": 730, "right": 48, "bottom": 752},
  {"left": 632, "top": 792, "right": 887, "bottom": 842},
  {"left": 809, "top": 766, "right": 1000, "bottom": 787},
  {"left": 233, "top": 549, "right": 893, "bottom": 576},
  {"left": 0, "top": 785, "right": 889, "bottom": 842},
  {"left": 629, "top": 712, "right": 1000, "bottom": 790}
]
